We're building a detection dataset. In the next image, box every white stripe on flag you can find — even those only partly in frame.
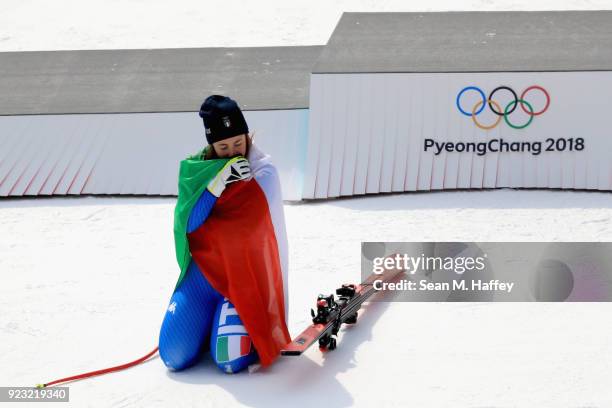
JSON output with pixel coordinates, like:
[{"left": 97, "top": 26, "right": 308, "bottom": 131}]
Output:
[
  {"left": 217, "top": 324, "right": 247, "bottom": 335},
  {"left": 228, "top": 335, "right": 248, "bottom": 360}
]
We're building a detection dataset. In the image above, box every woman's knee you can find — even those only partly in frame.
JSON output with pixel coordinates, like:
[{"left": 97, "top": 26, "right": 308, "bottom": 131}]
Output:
[
  {"left": 159, "top": 292, "right": 204, "bottom": 371},
  {"left": 210, "top": 298, "right": 259, "bottom": 373},
  {"left": 160, "top": 343, "right": 200, "bottom": 371},
  {"left": 211, "top": 334, "right": 259, "bottom": 374},
  {"left": 158, "top": 264, "right": 221, "bottom": 371}
]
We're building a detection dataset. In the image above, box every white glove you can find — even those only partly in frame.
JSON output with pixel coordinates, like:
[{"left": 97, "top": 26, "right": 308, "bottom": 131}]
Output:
[{"left": 207, "top": 156, "right": 251, "bottom": 197}]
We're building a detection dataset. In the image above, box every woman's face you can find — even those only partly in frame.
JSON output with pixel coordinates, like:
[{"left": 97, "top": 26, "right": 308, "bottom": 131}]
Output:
[{"left": 212, "top": 134, "right": 247, "bottom": 158}]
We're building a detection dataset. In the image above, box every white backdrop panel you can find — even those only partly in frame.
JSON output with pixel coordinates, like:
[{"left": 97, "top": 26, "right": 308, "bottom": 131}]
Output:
[
  {"left": 0, "top": 109, "right": 308, "bottom": 200},
  {"left": 304, "top": 71, "right": 612, "bottom": 198}
]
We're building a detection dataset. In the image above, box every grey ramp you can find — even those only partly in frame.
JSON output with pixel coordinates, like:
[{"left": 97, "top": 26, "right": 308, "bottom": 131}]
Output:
[
  {"left": 313, "top": 11, "right": 612, "bottom": 73},
  {"left": 0, "top": 46, "right": 322, "bottom": 115}
]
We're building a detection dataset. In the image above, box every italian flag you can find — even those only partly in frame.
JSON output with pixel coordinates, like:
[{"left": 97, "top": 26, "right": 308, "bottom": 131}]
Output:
[
  {"left": 216, "top": 335, "right": 252, "bottom": 362},
  {"left": 172, "top": 143, "right": 291, "bottom": 367}
]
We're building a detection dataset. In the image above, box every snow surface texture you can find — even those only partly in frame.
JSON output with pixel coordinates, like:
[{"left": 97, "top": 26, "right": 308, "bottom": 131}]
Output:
[
  {"left": 0, "top": 0, "right": 611, "bottom": 51},
  {"left": 1, "top": 189, "right": 612, "bottom": 407}
]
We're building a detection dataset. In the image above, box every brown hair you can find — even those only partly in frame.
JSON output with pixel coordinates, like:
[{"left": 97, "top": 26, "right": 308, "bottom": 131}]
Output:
[{"left": 203, "top": 132, "right": 255, "bottom": 160}]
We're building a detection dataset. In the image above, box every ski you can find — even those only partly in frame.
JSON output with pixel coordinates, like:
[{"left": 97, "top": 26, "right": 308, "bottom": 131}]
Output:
[{"left": 281, "top": 263, "right": 405, "bottom": 356}]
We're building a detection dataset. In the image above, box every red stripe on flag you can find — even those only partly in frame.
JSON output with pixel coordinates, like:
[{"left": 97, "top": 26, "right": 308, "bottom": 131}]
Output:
[
  {"left": 188, "top": 178, "right": 291, "bottom": 366},
  {"left": 241, "top": 336, "right": 251, "bottom": 356}
]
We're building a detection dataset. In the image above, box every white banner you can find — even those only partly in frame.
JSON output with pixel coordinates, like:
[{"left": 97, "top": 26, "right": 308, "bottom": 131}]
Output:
[{"left": 303, "top": 71, "right": 612, "bottom": 199}]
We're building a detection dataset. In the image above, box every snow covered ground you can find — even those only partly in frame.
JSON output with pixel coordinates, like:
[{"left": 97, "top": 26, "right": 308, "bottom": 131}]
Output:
[
  {"left": 1, "top": 189, "right": 611, "bottom": 407},
  {"left": 2, "top": 0, "right": 612, "bottom": 406},
  {"left": 1, "top": 0, "right": 612, "bottom": 51}
]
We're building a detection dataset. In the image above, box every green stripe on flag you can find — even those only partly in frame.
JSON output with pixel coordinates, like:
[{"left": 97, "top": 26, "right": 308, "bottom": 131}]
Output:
[{"left": 216, "top": 336, "right": 229, "bottom": 362}]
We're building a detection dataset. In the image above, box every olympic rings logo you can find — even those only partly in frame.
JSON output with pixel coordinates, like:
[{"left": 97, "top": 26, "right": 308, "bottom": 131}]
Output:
[{"left": 456, "top": 85, "right": 551, "bottom": 130}]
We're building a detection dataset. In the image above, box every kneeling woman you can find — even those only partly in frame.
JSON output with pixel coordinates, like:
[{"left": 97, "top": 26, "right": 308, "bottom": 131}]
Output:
[{"left": 159, "top": 95, "right": 290, "bottom": 374}]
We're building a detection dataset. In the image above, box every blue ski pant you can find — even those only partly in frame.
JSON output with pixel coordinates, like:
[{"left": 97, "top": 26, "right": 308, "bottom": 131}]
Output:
[{"left": 158, "top": 260, "right": 259, "bottom": 374}]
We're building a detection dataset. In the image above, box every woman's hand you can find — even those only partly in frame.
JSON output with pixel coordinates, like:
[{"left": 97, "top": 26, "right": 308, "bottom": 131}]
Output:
[{"left": 207, "top": 156, "right": 251, "bottom": 197}]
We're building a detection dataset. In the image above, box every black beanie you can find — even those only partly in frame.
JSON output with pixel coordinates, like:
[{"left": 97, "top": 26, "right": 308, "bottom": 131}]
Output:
[{"left": 198, "top": 95, "right": 249, "bottom": 144}]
